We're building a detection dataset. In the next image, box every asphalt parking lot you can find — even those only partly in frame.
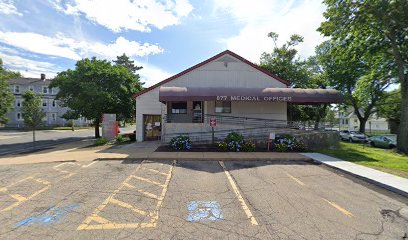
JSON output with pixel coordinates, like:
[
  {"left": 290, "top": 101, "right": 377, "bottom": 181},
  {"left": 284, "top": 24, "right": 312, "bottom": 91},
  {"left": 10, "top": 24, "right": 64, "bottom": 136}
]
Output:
[{"left": 0, "top": 159, "right": 407, "bottom": 240}]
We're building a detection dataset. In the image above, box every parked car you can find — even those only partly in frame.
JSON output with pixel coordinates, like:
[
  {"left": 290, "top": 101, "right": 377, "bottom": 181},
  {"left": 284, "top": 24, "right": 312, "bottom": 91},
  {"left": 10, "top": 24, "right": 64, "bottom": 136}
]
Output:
[
  {"left": 369, "top": 136, "right": 396, "bottom": 148},
  {"left": 339, "top": 130, "right": 368, "bottom": 142}
]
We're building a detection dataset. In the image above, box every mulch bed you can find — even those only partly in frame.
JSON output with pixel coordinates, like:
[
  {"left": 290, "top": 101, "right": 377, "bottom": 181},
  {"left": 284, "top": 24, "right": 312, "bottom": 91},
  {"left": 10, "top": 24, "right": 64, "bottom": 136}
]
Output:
[{"left": 155, "top": 144, "right": 270, "bottom": 152}]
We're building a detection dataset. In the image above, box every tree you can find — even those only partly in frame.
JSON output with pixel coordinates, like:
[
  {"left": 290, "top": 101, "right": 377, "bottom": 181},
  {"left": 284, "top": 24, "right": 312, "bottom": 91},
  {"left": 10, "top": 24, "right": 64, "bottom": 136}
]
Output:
[
  {"left": 259, "top": 32, "right": 329, "bottom": 128},
  {"left": 319, "top": 0, "right": 408, "bottom": 153},
  {"left": 113, "top": 54, "right": 144, "bottom": 123},
  {"left": 61, "top": 110, "right": 80, "bottom": 131},
  {"left": 314, "top": 40, "right": 391, "bottom": 133},
  {"left": 21, "top": 90, "right": 46, "bottom": 149},
  {"left": 0, "top": 59, "right": 20, "bottom": 124},
  {"left": 50, "top": 57, "right": 143, "bottom": 138},
  {"left": 378, "top": 88, "right": 401, "bottom": 133}
]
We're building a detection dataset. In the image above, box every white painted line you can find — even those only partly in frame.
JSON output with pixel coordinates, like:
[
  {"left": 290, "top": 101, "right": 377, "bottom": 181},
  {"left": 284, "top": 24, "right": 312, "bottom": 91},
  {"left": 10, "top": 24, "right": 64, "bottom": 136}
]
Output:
[
  {"left": 219, "top": 161, "right": 258, "bottom": 226},
  {"left": 82, "top": 162, "right": 97, "bottom": 168}
]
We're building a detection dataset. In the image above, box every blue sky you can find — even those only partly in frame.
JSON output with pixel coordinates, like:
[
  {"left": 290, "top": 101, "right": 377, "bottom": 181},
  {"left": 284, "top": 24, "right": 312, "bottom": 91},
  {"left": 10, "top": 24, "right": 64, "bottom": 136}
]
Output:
[{"left": 0, "top": 0, "right": 326, "bottom": 87}]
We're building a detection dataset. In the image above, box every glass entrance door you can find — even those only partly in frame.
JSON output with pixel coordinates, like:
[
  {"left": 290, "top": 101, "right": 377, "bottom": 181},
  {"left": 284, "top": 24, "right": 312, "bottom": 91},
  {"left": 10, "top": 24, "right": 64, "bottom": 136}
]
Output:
[{"left": 143, "top": 115, "right": 161, "bottom": 141}]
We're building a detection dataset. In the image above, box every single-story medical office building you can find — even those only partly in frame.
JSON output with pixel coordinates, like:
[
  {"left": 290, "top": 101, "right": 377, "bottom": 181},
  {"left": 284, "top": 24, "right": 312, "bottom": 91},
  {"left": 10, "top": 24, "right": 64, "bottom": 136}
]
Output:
[{"left": 135, "top": 50, "right": 342, "bottom": 142}]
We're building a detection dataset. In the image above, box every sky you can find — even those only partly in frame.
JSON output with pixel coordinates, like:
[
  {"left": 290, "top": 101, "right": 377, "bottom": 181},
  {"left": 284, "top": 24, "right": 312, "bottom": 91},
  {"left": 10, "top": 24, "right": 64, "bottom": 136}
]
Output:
[{"left": 0, "top": 0, "right": 327, "bottom": 87}]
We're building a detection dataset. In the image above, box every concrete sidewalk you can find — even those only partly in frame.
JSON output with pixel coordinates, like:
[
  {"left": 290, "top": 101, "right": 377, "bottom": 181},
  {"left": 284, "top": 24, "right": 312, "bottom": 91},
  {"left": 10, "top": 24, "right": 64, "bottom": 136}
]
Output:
[{"left": 302, "top": 153, "right": 408, "bottom": 198}]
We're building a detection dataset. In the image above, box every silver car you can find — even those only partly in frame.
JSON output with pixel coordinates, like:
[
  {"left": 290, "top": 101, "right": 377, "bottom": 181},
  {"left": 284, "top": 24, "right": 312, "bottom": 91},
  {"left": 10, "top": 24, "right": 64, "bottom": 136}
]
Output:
[{"left": 339, "top": 130, "right": 368, "bottom": 142}]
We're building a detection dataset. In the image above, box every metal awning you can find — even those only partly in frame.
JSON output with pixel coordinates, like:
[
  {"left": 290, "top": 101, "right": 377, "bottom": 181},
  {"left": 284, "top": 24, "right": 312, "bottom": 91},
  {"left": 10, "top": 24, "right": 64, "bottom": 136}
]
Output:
[{"left": 159, "top": 87, "right": 343, "bottom": 104}]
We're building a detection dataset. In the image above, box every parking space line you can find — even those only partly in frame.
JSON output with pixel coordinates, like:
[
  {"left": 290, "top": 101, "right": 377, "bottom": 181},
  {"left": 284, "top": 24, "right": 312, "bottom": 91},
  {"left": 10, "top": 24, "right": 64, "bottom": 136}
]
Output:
[
  {"left": 142, "top": 167, "right": 169, "bottom": 176},
  {"left": 323, "top": 198, "right": 353, "bottom": 218},
  {"left": 78, "top": 160, "right": 175, "bottom": 230},
  {"left": 286, "top": 173, "right": 305, "bottom": 186},
  {"left": 219, "top": 161, "right": 258, "bottom": 226},
  {"left": 0, "top": 161, "right": 98, "bottom": 212}
]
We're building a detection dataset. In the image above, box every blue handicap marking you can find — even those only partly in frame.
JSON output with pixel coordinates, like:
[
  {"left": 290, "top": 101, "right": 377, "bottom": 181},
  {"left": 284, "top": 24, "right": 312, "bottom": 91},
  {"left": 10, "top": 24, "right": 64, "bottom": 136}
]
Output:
[
  {"left": 186, "top": 201, "right": 224, "bottom": 222},
  {"left": 16, "top": 204, "right": 79, "bottom": 227}
]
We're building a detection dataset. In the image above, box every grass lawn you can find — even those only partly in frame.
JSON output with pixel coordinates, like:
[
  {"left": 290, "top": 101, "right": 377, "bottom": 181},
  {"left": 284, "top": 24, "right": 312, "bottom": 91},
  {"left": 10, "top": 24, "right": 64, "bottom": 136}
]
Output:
[{"left": 318, "top": 142, "right": 408, "bottom": 179}]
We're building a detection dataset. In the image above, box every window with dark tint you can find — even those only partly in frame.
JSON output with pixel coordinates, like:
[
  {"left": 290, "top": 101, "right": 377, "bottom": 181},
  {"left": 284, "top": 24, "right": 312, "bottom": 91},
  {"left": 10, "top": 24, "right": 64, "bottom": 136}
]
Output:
[
  {"left": 215, "top": 101, "right": 231, "bottom": 113},
  {"left": 171, "top": 102, "right": 187, "bottom": 114}
]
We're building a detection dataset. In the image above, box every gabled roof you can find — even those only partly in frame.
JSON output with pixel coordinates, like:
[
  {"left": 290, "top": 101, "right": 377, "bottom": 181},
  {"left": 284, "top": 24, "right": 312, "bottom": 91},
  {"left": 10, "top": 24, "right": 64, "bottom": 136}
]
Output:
[{"left": 134, "top": 50, "right": 289, "bottom": 98}]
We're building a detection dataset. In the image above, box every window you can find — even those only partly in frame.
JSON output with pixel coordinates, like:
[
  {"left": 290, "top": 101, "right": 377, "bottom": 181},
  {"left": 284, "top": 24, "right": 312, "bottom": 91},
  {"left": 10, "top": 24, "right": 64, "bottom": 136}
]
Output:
[
  {"left": 42, "top": 86, "right": 48, "bottom": 94},
  {"left": 42, "top": 100, "right": 47, "bottom": 107},
  {"left": 16, "top": 99, "right": 21, "bottom": 107},
  {"left": 28, "top": 86, "right": 34, "bottom": 91},
  {"left": 52, "top": 113, "right": 57, "bottom": 121},
  {"left": 52, "top": 100, "right": 56, "bottom": 107},
  {"left": 171, "top": 102, "right": 187, "bottom": 114},
  {"left": 354, "top": 119, "right": 358, "bottom": 123},
  {"left": 215, "top": 101, "right": 231, "bottom": 113},
  {"left": 16, "top": 112, "right": 21, "bottom": 120},
  {"left": 345, "top": 119, "right": 349, "bottom": 124},
  {"left": 14, "top": 85, "right": 20, "bottom": 93}
]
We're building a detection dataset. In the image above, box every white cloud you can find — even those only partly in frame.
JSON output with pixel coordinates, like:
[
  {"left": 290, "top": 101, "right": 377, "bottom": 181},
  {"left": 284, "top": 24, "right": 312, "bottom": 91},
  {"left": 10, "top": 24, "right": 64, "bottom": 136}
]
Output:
[
  {"left": 51, "top": 0, "right": 193, "bottom": 32},
  {"left": 135, "top": 60, "right": 173, "bottom": 87},
  {"left": 0, "top": 52, "right": 59, "bottom": 78},
  {"left": 0, "top": 0, "right": 22, "bottom": 16},
  {"left": 214, "top": 0, "right": 326, "bottom": 62},
  {"left": 0, "top": 31, "right": 163, "bottom": 60}
]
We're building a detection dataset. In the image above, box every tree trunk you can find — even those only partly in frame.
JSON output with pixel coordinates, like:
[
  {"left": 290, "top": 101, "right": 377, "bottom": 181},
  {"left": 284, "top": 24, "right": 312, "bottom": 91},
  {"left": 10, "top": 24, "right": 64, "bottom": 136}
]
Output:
[
  {"left": 94, "top": 121, "right": 100, "bottom": 138},
  {"left": 397, "top": 80, "right": 408, "bottom": 154},
  {"left": 32, "top": 128, "right": 36, "bottom": 150},
  {"left": 71, "top": 119, "right": 75, "bottom": 131},
  {"left": 358, "top": 118, "right": 367, "bottom": 133}
]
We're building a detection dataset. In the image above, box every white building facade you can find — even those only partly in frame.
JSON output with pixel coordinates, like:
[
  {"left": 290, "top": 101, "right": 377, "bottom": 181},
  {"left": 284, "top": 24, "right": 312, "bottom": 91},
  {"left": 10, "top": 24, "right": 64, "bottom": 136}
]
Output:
[{"left": 135, "top": 51, "right": 342, "bottom": 142}]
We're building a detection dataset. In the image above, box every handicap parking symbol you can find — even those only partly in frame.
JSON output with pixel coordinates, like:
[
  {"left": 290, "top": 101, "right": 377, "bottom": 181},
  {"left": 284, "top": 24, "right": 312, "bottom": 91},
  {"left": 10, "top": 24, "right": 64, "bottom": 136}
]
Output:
[{"left": 186, "top": 201, "right": 224, "bottom": 222}]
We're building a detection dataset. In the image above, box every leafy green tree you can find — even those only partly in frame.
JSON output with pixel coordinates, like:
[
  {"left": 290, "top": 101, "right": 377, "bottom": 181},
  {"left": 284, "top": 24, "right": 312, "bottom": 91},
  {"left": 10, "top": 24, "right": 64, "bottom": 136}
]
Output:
[
  {"left": 113, "top": 54, "right": 144, "bottom": 123},
  {"left": 259, "top": 32, "right": 330, "bottom": 128},
  {"left": 0, "top": 59, "right": 20, "bottom": 123},
  {"left": 378, "top": 88, "right": 401, "bottom": 133},
  {"left": 21, "top": 90, "right": 46, "bottom": 149},
  {"left": 314, "top": 41, "right": 391, "bottom": 133},
  {"left": 50, "top": 57, "right": 143, "bottom": 138},
  {"left": 61, "top": 110, "right": 80, "bottom": 131},
  {"left": 319, "top": 0, "right": 408, "bottom": 153}
]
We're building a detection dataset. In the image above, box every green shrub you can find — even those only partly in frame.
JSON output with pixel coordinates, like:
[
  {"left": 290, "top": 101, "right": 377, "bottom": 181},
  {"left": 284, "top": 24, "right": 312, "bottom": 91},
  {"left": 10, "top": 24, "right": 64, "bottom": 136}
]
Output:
[
  {"left": 116, "top": 134, "right": 123, "bottom": 143},
  {"left": 170, "top": 135, "right": 192, "bottom": 150},
  {"left": 275, "top": 135, "right": 306, "bottom": 152},
  {"left": 242, "top": 141, "right": 256, "bottom": 152},
  {"left": 223, "top": 132, "right": 245, "bottom": 152},
  {"left": 95, "top": 137, "right": 109, "bottom": 146},
  {"left": 217, "top": 142, "right": 228, "bottom": 151}
]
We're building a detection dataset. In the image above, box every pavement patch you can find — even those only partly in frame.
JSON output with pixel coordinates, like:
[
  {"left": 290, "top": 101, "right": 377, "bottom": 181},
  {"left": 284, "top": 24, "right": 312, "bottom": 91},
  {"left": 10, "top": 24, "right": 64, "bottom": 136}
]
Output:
[
  {"left": 16, "top": 204, "right": 79, "bottom": 227},
  {"left": 186, "top": 201, "right": 224, "bottom": 222}
]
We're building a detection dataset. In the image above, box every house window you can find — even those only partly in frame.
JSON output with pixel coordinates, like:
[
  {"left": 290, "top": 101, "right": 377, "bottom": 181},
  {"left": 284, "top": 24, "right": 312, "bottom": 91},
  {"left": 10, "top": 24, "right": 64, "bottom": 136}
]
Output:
[
  {"left": 345, "top": 119, "right": 349, "bottom": 124},
  {"left": 17, "top": 112, "right": 21, "bottom": 120},
  {"left": 14, "top": 85, "right": 20, "bottom": 93},
  {"left": 354, "top": 119, "right": 358, "bottom": 123},
  {"left": 52, "top": 113, "right": 57, "bottom": 121},
  {"left": 28, "top": 86, "right": 34, "bottom": 91},
  {"left": 42, "top": 86, "right": 48, "bottom": 94},
  {"left": 42, "top": 100, "right": 47, "bottom": 107},
  {"left": 171, "top": 102, "right": 187, "bottom": 114},
  {"left": 215, "top": 101, "right": 231, "bottom": 113},
  {"left": 16, "top": 99, "right": 21, "bottom": 107},
  {"left": 52, "top": 100, "right": 56, "bottom": 107}
]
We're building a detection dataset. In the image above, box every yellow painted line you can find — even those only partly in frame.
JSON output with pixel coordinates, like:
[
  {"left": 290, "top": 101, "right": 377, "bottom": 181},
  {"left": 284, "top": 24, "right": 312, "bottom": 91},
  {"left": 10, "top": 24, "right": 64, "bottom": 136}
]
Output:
[
  {"left": 149, "top": 160, "right": 175, "bottom": 224},
  {"left": 109, "top": 198, "right": 148, "bottom": 216},
  {"left": 131, "top": 175, "right": 165, "bottom": 187},
  {"left": 9, "top": 193, "right": 27, "bottom": 201},
  {"left": 323, "top": 199, "right": 353, "bottom": 218},
  {"left": 78, "top": 160, "right": 175, "bottom": 230},
  {"left": 31, "top": 177, "right": 51, "bottom": 185},
  {"left": 219, "top": 161, "right": 258, "bottom": 226},
  {"left": 137, "top": 189, "right": 160, "bottom": 200},
  {"left": 142, "top": 167, "right": 168, "bottom": 176},
  {"left": 286, "top": 173, "right": 305, "bottom": 186}
]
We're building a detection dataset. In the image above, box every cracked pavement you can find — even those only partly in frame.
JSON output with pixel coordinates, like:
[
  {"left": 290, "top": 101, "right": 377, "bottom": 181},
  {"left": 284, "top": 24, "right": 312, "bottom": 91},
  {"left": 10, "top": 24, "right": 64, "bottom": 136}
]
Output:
[{"left": 0, "top": 159, "right": 407, "bottom": 240}]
